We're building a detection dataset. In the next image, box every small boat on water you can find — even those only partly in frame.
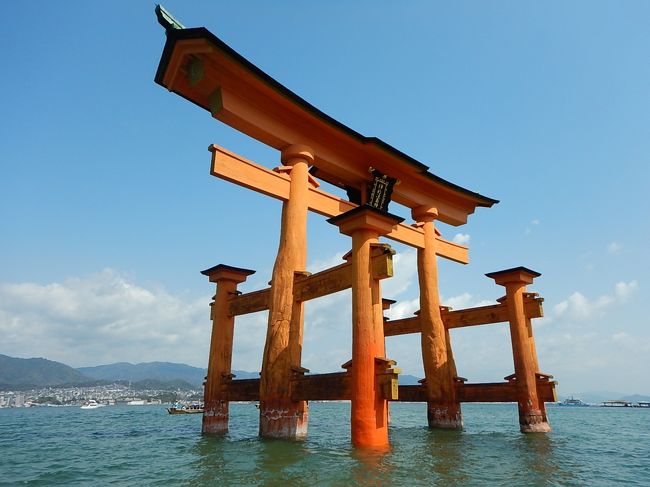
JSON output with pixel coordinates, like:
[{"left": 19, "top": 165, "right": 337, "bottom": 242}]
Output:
[
  {"left": 167, "top": 402, "right": 204, "bottom": 414},
  {"left": 80, "top": 400, "right": 104, "bottom": 409}
]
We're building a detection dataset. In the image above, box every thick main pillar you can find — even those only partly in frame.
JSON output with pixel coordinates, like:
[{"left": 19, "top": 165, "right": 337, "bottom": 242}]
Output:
[
  {"left": 328, "top": 205, "right": 403, "bottom": 448},
  {"left": 486, "top": 267, "right": 551, "bottom": 433},
  {"left": 259, "top": 145, "right": 315, "bottom": 439},
  {"left": 412, "top": 206, "right": 462, "bottom": 429},
  {"left": 201, "top": 264, "right": 255, "bottom": 434}
]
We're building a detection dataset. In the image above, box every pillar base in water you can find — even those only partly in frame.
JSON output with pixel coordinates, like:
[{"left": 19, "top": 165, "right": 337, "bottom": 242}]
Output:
[
  {"left": 259, "top": 399, "right": 308, "bottom": 439},
  {"left": 519, "top": 410, "right": 551, "bottom": 433},
  {"left": 427, "top": 402, "right": 463, "bottom": 430},
  {"left": 202, "top": 400, "right": 229, "bottom": 434}
]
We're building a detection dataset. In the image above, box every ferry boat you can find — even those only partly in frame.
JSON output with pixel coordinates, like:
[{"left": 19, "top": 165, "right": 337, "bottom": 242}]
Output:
[
  {"left": 558, "top": 397, "right": 589, "bottom": 407},
  {"left": 601, "top": 400, "right": 632, "bottom": 407}
]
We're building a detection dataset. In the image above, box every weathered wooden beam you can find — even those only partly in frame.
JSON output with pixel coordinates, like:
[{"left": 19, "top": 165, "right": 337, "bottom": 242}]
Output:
[
  {"left": 228, "top": 288, "right": 269, "bottom": 317},
  {"left": 384, "top": 317, "right": 421, "bottom": 336},
  {"left": 291, "top": 372, "right": 351, "bottom": 401},
  {"left": 290, "top": 371, "right": 399, "bottom": 401},
  {"left": 383, "top": 297, "right": 544, "bottom": 336},
  {"left": 228, "top": 250, "right": 394, "bottom": 316},
  {"left": 225, "top": 378, "right": 260, "bottom": 401},
  {"left": 445, "top": 298, "right": 544, "bottom": 330},
  {"left": 393, "top": 380, "right": 556, "bottom": 403},
  {"left": 223, "top": 376, "right": 556, "bottom": 404},
  {"left": 209, "top": 144, "right": 469, "bottom": 264}
]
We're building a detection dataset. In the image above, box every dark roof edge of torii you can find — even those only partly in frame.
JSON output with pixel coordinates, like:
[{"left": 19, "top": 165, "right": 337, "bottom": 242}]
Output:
[{"left": 153, "top": 7, "right": 499, "bottom": 224}]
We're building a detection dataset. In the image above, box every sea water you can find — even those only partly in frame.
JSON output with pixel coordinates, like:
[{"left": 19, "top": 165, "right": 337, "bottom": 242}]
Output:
[{"left": 1, "top": 403, "right": 648, "bottom": 486}]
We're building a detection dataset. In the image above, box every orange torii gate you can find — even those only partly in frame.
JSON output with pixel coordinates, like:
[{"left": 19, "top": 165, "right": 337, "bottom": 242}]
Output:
[{"left": 154, "top": 7, "right": 556, "bottom": 448}]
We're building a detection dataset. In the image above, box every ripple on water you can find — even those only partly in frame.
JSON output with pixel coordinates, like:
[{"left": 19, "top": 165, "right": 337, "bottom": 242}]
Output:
[{"left": 1, "top": 403, "right": 649, "bottom": 485}]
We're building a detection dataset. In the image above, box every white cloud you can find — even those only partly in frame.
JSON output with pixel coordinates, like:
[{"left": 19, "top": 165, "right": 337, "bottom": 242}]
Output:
[
  {"left": 615, "top": 280, "right": 638, "bottom": 300},
  {"left": 385, "top": 297, "right": 419, "bottom": 321},
  {"left": 524, "top": 219, "right": 540, "bottom": 236},
  {"left": 552, "top": 280, "right": 638, "bottom": 321},
  {"left": 607, "top": 242, "right": 622, "bottom": 254},
  {"left": 0, "top": 270, "right": 215, "bottom": 368},
  {"left": 452, "top": 233, "right": 470, "bottom": 245}
]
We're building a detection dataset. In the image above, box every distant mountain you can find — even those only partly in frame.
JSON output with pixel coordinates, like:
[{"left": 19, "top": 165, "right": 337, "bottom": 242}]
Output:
[
  {"left": 621, "top": 394, "right": 650, "bottom": 403},
  {"left": 77, "top": 361, "right": 207, "bottom": 386},
  {"left": 77, "top": 361, "right": 259, "bottom": 387},
  {"left": 128, "top": 378, "right": 197, "bottom": 391},
  {"left": 0, "top": 354, "right": 92, "bottom": 389}
]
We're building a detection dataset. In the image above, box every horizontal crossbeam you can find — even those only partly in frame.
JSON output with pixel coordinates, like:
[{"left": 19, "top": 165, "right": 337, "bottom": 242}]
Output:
[
  {"left": 395, "top": 379, "right": 556, "bottom": 403},
  {"left": 209, "top": 144, "right": 469, "bottom": 264},
  {"left": 228, "top": 245, "right": 394, "bottom": 316},
  {"left": 384, "top": 297, "right": 544, "bottom": 336},
  {"left": 219, "top": 376, "right": 555, "bottom": 403},
  {"left": 221, "top": 371, "right": 398, "bottom": 402}
]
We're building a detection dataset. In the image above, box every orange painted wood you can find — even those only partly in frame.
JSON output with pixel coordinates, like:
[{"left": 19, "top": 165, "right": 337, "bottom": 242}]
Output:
[
  {"left": 291, "top": 372, "right": 351, "bottom": 401},
  {"left": 445, "top": 298, "right": 543, "bottom": 329},
  {"left": 412, "top": 207, "right": 461, "bottom": 429},
  {"left": 220, "top": 378, "right": 556, "bottom": 404},
  {"left": 228, "top": 288, "right": 269, "bottom": 316},
  {"left": 201, "top": 266, "right": 253, "bottom": 434},
  {"left": 226, "top": 378, "right": 261, "bottom": 402},
  {"left": 221, "top": 372, "right": 402, "bottom": 402},
  {"left": 383, "top": 297, "right": 544, "bottom": 336},
  {"left": 393, "top": 380, "right": 556, "bottom": 403},
  {"left": 208, "top": 145, "right": 469, "bottom": 263},
  {"left": 259, "top": 146, "right": 312, "bottom": 439},
  {"left": 228, "top": 250, "right": 395, "bottom": 316},
  {"left": 384, "top": 316, "right": 422, "bottom": 336},
  {"left": 329, "top": 207, "right": 402, "bottom": 448},
  {"left": 157, "top": 35, "right": 497, "bottom": 225},
  {"left": 487, "top": 268, "right": 550, "bottom": 433}
]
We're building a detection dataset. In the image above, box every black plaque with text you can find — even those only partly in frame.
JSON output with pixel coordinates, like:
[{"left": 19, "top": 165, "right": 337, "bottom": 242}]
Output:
[{"left": 367, "top": 168, "right": 397, "bottom": 212}]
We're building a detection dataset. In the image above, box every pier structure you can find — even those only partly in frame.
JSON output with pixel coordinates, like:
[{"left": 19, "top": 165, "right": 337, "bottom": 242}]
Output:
[{"left": 154, "top": 8, "right": 556, "bottom": 446}]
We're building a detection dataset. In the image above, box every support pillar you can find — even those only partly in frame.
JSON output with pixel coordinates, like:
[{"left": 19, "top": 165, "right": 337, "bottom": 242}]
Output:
[
  {"left": 412, "top": 206, "right": 462, "bottom": 429},
  {"left": 486, "top": 267, "right": 551, "bottom": 433},
  {"left": 259, "top": 145, "right": 315, "bottom": 439},
  {"left": 328, "top": 205, "right": 403, "bottom": 448},
  {"left": 200, "top": 264, "right": 255, "bottom": 434}
]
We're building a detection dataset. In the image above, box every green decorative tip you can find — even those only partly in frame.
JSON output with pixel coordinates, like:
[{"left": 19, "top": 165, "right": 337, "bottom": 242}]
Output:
[{"left": 155, "top": 4, "right": 185, "bottom": 32}]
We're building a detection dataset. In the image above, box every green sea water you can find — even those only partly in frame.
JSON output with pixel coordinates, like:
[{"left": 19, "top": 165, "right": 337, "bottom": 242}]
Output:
[{"left": 1, "top": 403, "right": 648, "bottom": 486}]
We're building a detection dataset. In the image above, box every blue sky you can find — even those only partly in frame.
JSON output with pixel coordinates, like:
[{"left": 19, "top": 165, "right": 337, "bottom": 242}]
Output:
[{"left": 1, "top": 1, "right": 648, "bottom": 396}]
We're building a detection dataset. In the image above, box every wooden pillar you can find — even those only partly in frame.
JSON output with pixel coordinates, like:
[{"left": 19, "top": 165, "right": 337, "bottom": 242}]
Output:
[
  {"left": 328, "top": 205, "right": 403, "bottom": 448},
  {"left": 412, "top": 206, "right": 462, "bottom": 429},
  {"left": 200, "top": 264, "right": 255, "bottom": 434},
  {"left": 259, "top": 144, "right": 315, "bottom": 439},
  {"left": 486, "top": 267, "right": 551, "bottom": 433}
]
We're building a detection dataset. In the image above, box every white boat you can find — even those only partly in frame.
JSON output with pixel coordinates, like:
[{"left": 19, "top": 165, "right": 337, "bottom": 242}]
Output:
[
  {"left": 80, "top": 400, "right": 104, "bottom": 409},
  {"left": 127, "top": 399, "right": 146, "bottom": 406}
]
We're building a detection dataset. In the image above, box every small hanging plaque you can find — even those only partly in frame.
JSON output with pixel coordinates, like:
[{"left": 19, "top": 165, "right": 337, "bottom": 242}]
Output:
[{"left": 367, "top": 168, "right": 397, "bottom": 212}]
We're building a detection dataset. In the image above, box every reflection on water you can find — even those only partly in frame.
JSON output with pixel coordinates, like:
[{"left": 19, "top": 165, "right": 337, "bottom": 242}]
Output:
[
  {"left": 425, "top": 429, "right": 466, "bottom": 483},
  {"left": 350, "top": 445, "right": 394, "bottom": 486}
]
